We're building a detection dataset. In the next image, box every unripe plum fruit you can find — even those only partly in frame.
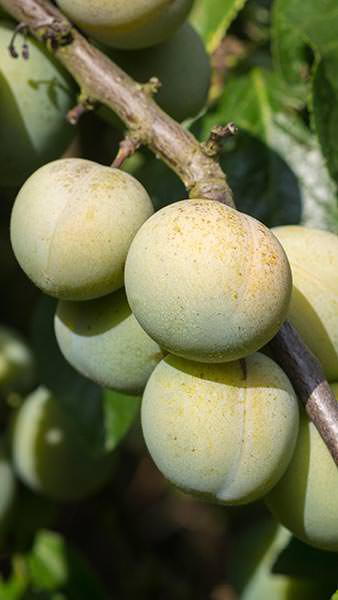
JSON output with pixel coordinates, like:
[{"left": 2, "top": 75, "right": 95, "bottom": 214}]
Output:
[
  {"left": 56, "top": 0, "right": 194, "bottom": 49},
  {"left": 265, "top": 383, "right": 338, "bottom": 552},
  {"left": 12, "top": 386, "right": 115, "bottom": 501},
  {"left": 54, "top": 288, "right": 164, "bottom": 395},
  {"left": 0, "top": 326, "right": 35, "bottom": 396},
  {"left": 141, "top": 352, "right": 299, "bottom": 504},
  {"left": 0, "top": 20, "right": 74, "bottom": 187},
  {"left": 104, "top": 24, "right": 210, "bottom": 122},
  {"left": 125, "top": 200, "right": 292, "bottom": 363},
  {"left": 272, "top": 226, "right": 338, "bottom": 381},
  {"left": 10, "top": 158, "right": 153, "bottom": 301}
]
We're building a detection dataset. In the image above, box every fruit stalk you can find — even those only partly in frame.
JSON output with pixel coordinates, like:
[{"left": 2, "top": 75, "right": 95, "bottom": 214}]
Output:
[
  {"left": 2, "top": 0, "right": 338, "bottom": 466},
  {"left": 0, "top": 0, "right": 234, "bottom": 207}
]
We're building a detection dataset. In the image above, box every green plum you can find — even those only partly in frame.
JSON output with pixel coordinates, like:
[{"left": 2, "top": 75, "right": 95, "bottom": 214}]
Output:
[
  {"left": 272, "top": 226, "right": 338, "bottom": 381},
  {"left": 0, "top": 326, "right": 35, "bottom": 396},
  {"left": 266, "top": 383, "right": 338, "bottom": 552},
  {"left": 57, "top": 0, "right": 194, "bottom": 49},
  {"left": 104, "top": 23, "right": 210, "bottom": 122},
  {"left": 12, "top": 386, "right": 115, "bottom": 501},
  {"left": 125, "top": 199, "right": 292, "bottom": 363},
  {"left": 0, "top": 20, "right": 74, "bottom": 187},
  {"left": 141, "top": 352, "right": 299, "bottom": 504},
  {"left": 55, "top": 288, "right": 164, "bottom": 395},
  {"left": 10, "top": 158, "right": 153, "bottom": 301}
]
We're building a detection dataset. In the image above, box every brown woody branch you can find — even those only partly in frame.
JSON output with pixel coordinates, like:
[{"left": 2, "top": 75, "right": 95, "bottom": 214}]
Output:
[{"left": 1, "top": 0, "right": 338, "bottom": 465}]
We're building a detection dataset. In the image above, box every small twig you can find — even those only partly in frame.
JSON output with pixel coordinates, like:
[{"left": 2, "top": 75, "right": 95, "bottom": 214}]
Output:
[
  {"left": 112, "top": 135, "right": 141, "bottom": 169},
  {"left": 202, "top": 123, "right": 238, "bottom": 158},
  {"left": 8, "top": 23, "right": 29, "bottom": 58},
  {"left": 141, "top": 76, "right": 161, "bottom": 97},
  {"left": 67, "top": 97, "right": 95, "bottom": 125},
  {"left": 268, "top": 321, "right": 338, "bottom": 466}
]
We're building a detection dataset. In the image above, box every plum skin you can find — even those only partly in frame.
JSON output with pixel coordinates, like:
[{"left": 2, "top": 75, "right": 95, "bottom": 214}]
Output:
[
  {"left": 10, "top": 158, "right": 153, "bottom": 301},
  {"left": 272, "top": 225, "right": 338, "bottom": 382},
  {"left": 265, "top": 383, "right": 338, "bottom": 552},
  {"left": 141, "top": 352, "right": 299, "bottom": 505},
  {"left": 55, "top": 288, "right": 164, "bottom": 395},
  {"left": 102, "top": 23, "right": 210, "bottom": 122},
  {"left": 12, "top": 387, "right": 115, "bottom": 501},
  {"left": 125, "top": 199, "right": 292, "bottom": 363},
  {"left": 57, "top": 0, "right": 194, "bottom": 49}
]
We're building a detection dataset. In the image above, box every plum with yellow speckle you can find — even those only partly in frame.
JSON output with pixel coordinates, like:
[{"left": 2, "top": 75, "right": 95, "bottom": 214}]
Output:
[
  {"left": 141, "top": 352, "right": 299, "bottom": 504},
  {"left": 54, "top": 288, "right": 164, "bottom": 395},
  {"left": 10, "top": 158, "right": 153, "bottom": 301},
  {"left": 266, "top": 383, "right": 338, "bottom": 552},
  {"left": 125, "top": 199, "right": 292, "bottom": 363},
  {"left": 56, "top": 0, "right": 194, "bottom": 49},
  {"left": 12, "top": 386, "right": 115, "bottom": 501},
  {"left": 272, "top": 226, "right": 338, "bottom": 382}
]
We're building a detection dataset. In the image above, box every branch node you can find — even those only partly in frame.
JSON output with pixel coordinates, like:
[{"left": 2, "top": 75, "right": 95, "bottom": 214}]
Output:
[
  {"left": 141, "top": 76, "right": 162, "bottom": 97},
  {"left": 37, "top": 19, "right": 73, "bottom": 50},
  {"left": 201, "top": 123, "right": 238, "bottom": 158},
  {"left": 112, "top": 134, "right": 142, "bottom": 169}
]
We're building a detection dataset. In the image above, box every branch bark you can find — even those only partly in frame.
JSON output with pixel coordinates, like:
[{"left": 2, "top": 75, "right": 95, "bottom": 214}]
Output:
[
  {"left": 1, "top": 0, "right": 338, "bottom": 466},
  {"left": 0, "top": 0, "right": 234, "bottom": 207}
]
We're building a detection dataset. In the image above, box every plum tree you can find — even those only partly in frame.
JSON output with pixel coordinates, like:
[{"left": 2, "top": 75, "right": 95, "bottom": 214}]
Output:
[
  {"left": 0, "top": 326, "right": 35, "bottom": 396},
  {"left": 231, "top": 520, "right": 327, "bottom": 600},
  {"left": 12, "top": 386, "right": 115, "bottom": 501},
  {"left": 272, "top": 226, "right": 338, "bottom": 382},
  {"left": 10, "top": 158, "right": 153, "bottom": 301},
  {"left": 0, "top": 20, "right": 74, "bottom": 187},
  {"left": 54, "top": 288, "right": 164, "bottom": 395},
  {"left": 104, "top": 23, "right": 210, "bottom": 122},
  {"left": 125, "top": 199, "right": 292, "bottom": 363},
  {"left": 265, "top": 383, "right": 338, "bottom": 552},
  {"left": 141, "top": 352, "right": 299, "bottom": 504},
  {"left": 56, "top": 0, "right": 194, "bottom": 49}
]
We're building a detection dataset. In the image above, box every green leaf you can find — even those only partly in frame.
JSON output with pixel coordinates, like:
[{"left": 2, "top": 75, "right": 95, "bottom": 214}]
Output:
[
  {"left": 31, "top": 295, "right": 139, "bottom": 456},
  {"left": 331, "top": 591, "right": 338, "bottom": 600},
  {"left": 0, "top": 530, "right": 107, "bottom": 600},
  {"left": 190, "top": 0, "right": 248, "bottom": 51},
  {"left": 313, "top": 53, "right": 338, "bottom": 185},
  {"left": 272, "top": 0, "right": 338, "bottom": 186},
  {"left": 272, "top": 535, "right": 338, "bottom": 586},
  {"left": 194, "top": 68, "right": 338, "bottom": 230}
]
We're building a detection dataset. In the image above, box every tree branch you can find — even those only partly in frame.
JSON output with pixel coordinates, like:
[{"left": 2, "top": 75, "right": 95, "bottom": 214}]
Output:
[
  {"left": 0, "top": 0, "right": 234, "bottom": 206},
  {"left": 1, "top": 0, "right": 337, "bottom": 466},
  {"left": 269, "top": 322, "right": 338, "bottom": 464}
]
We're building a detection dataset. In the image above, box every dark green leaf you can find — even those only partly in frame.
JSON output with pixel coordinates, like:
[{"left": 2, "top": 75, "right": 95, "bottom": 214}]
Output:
[
  {"left": 272, "top": 535, "right": 338, "bottom": 585},
  {"left": 194, "top": 68, "right": 338, "bottom": 229}
]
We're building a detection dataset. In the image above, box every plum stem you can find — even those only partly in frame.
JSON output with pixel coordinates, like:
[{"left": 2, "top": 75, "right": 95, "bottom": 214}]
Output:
[{"left": 1, "top": 0, "right": 338, "bottom": 465}]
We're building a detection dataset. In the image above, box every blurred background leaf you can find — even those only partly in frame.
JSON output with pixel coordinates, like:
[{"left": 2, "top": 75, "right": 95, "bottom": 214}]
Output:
[
  {"left": 190, "top": 0, "right": 248, "bottom": 51},
  {"left": 272, "top": 0, "right": 338, "bottom": 187}
]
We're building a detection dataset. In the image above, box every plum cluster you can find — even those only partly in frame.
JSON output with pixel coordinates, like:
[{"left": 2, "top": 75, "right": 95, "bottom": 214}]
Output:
[{"left": 3, "top": 0, "right": 338, "bottom": 555}]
